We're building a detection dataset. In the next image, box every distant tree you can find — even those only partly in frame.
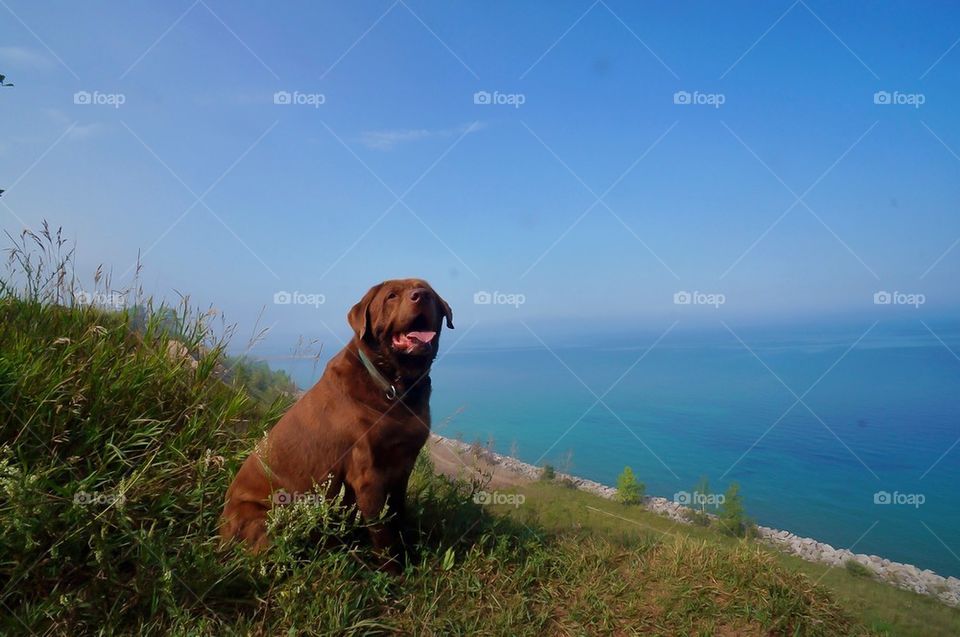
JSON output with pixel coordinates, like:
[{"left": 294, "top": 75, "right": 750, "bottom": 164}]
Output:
[
  {"left": 681, "top": 475, "right": 713, "bottom": 526},
  {"left": 540, "top": 464, "right": 555, "bottom": 481},
  {"left": 223, "top": 354, "right": 297, "bottom": 404},
  {"left": 694, "top": 475, "right": 712, "bottom": 514},
  {"left": 128, "top": 305, "right": 185, "bottom": 337},
  {"left": 469, "top": 436, "right": 496, "bottom": 463},
  {"left": 718, "top": 482, "right": 755, "bottom": 538},
  {"left": 615, "top": 466, "right": 644, "bottom": 505}
]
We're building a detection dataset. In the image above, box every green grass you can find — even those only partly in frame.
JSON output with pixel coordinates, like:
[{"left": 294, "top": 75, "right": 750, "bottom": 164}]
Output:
[
  {"left": 1, "top": 227, "right": 957, "bottom": 635},
  {"left": 846, "top": 559, "right": 875, "bottom": 578},
  {"left": 493, "top": 482, "right": 960, "bottom": 636}
]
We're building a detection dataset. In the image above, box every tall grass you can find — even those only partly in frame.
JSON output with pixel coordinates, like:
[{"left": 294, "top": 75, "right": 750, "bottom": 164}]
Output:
[
  {"left": 1, "top": 225, "right": 274, "bottom": 632},
  {"left": 0, "top": 227, "right": 537, "bottom": 634}
]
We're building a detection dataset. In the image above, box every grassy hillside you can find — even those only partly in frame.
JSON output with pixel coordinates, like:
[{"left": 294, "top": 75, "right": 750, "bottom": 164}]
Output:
[
  {"left": 1, "top": 229, "right": 957, "bottom": 635},
  {"left": 500, "top": 481, "right": 960, "bottom": 637}
]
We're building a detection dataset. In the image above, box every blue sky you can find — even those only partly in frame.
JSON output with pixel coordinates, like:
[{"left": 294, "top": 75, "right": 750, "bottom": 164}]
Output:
[{"left": 2, "top": 1, "right": 959, "bottom": 351}]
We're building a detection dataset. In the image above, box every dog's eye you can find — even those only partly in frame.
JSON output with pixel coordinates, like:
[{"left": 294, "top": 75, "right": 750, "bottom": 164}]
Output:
[{"left": 386, "top": 292, "right": 398, "bottom": 300}]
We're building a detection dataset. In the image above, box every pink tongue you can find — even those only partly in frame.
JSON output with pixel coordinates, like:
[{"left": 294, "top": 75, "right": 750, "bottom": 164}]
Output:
[{"left": 406, "top": 331, "right": 436, "bottom": 343}]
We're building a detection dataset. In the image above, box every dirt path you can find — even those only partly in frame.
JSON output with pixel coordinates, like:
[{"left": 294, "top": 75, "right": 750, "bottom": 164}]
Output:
[{"left": 426, "top": 436, "right": 532, "bottom": 489}]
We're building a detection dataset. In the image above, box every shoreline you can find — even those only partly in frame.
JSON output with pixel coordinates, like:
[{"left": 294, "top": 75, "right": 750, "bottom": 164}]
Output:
[{"left": 431, "top": 434, "right": 960, "bottom": 608}]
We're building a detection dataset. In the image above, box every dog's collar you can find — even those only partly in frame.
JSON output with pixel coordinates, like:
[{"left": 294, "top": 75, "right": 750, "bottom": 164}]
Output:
[{"left": 356, "top": 347, "right": 398, "bottom": 401}]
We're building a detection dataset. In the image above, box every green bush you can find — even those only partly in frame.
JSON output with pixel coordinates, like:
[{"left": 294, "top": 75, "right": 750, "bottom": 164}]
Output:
[
  {"left": 557, "top": 477, "right": 578, "bottom": 489},
  {"left": 717, "top": 482, "right": 756, "bottom": 538},
  {"left": 615, "top": 466, "right": 644, "bottom": 505},
  {"left": 683, "top": 508, "right": 712, "bottom": 527},
  {"left": 224, "top": 354, "right": 298, "bottom": 405},
  {"left": 845, "top": 560, "right": 873, "bottom": 578}
]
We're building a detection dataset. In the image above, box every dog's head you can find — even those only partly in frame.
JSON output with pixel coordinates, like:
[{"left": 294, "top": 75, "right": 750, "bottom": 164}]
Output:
[{"left": 348, "top": 279, "right": 453, "bottom": 374}]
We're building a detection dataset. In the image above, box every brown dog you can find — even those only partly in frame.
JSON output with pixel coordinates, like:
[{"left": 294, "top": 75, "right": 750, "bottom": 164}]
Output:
[{"left": 220, "top": 278, "right": 453, "bottom": 571}]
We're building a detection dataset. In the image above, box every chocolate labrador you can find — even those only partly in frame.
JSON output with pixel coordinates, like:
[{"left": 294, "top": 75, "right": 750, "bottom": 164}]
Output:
[{"left": 220, "top": 278, "right": 453, "bottom": 572}]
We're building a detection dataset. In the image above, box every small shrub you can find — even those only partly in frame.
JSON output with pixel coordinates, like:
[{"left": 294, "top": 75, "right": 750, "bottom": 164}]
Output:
[
  {"left": 717, "top": 483, "right": 755, "bottom": 538},
  {"left": 693, "top": 476, "right": 712, "bottom": 511},
  {"left": 683, "top": 508, "right": 712, "bottom": 527},
  {"left": 615, "top": 466, "right": 644, "bottom": 505},
  {"left": 540, "top": 464, "right": 556, "bottom": 481},
  {"left": 845, "top": 559, "right": 873, "bottom": 578},
  {"left": 469, "top": 437, "right": 496, "bottom": 464}
]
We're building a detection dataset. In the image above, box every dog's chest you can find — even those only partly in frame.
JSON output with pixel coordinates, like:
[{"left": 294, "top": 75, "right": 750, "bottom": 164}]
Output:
[{"left": 369, "top": 410, "right": 430, "bottom": 464}]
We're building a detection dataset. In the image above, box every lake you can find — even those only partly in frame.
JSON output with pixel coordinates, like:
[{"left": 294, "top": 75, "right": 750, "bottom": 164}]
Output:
[{"left": 277, "top": 320, "right": 960, "bottom": 577}]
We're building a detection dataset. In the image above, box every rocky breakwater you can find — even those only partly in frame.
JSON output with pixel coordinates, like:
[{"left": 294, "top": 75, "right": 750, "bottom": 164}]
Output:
[{"left": 756, "top": 525, "right": 960, "bottom": 606}]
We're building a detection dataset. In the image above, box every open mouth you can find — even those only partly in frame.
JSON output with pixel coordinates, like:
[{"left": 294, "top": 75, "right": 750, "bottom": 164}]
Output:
[
  {"left": 391, "top": 314, "right": 436, "bottom": 354},
  {"left": 391, "top": 330, "right": 436, "bottom": 354}
]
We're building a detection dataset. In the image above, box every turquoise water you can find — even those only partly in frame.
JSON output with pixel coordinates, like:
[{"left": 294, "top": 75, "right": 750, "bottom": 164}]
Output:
[{"left": 279, "top": 322, "right": 960, "bottom": 577}]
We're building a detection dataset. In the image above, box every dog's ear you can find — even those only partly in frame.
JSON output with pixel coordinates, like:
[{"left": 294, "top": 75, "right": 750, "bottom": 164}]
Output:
[
  {"left": 437, "top": 293, "right": 454, "bottom": 329},
  {"left": 348, "top": 282, "right": 384, "bottom": 341}
]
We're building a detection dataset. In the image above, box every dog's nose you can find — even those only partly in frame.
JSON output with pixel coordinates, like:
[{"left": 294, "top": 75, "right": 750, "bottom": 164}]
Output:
[{"left": 409, "top": 287, "right": 429, "bottom": 303}]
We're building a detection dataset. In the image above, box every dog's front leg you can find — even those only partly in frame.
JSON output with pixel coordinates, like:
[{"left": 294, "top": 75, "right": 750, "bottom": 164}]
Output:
[
  {"left": 356, "top": 481, "right": 403, "bottom": 574},
  {"left": 348, "top": 450, "right": 402, "bottom": 574}
]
